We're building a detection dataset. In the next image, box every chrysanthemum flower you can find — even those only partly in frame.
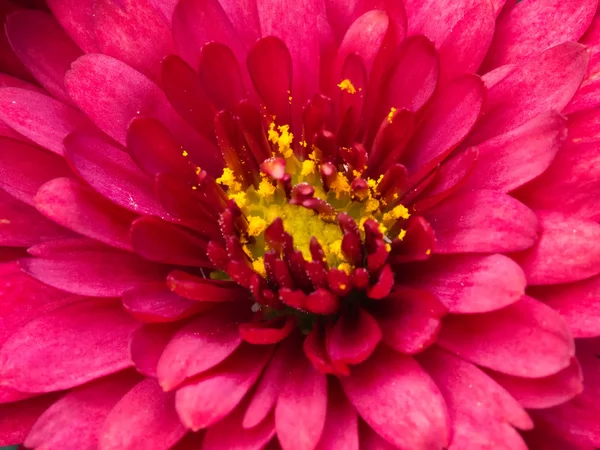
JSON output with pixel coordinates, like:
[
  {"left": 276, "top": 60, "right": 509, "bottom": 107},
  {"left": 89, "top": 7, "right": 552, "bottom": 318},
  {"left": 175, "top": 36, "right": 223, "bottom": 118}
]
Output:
[{"left": 0, "top": 0, "right": 600, "bottom": 448}]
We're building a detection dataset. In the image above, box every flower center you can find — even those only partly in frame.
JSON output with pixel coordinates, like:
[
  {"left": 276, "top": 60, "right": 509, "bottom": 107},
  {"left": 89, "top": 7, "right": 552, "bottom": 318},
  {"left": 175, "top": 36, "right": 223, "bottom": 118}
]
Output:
[{"left": 208, "top": 119, "right": 412, "bottom": 316}]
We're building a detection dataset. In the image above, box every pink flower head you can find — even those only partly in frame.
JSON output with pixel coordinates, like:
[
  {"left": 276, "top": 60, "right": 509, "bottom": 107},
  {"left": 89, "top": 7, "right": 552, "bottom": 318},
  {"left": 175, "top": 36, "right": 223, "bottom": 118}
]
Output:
[{"left": 0, "top": 0, "right": 600, "bottom": 448}]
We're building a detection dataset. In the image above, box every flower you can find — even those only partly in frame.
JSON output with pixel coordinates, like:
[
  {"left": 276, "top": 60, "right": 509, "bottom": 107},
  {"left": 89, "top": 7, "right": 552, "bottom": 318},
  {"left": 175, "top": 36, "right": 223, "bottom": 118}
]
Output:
[{"left": 0, "top": 0, "right": 600, "bottom": 448}]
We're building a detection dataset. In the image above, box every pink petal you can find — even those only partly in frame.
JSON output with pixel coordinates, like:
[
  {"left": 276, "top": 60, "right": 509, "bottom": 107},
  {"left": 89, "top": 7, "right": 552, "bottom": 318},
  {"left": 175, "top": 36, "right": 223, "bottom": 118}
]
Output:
[
  {"left": 461, "top": 112, "right": 567, "bottom": 192},
  {"left": 0, "top": 394, "right": 60, "bottom": 446},
  {"left": 0, "top": 261, "right": 77, "bottom": 348},
  {"left": 469, "top": 42, "right": 588, "bottom": 144},
  {"left": 25, "top": 371, "right": 140, "bottom": 450},
  {"left": 0, "top": 87, "right": 94, "bottom": 154},
  {"left": 243, "top": 341, "right": 289, "bottom": 429},
  {"left": 203, "top": 399, "right": 275, "bottom": 450},
  {"left": 529, "top": 338, "right": 600, "bottom": 448},
  {"left": 437, "top": 296, "right": 574, "bottom": 378},
  {"left": 157, "top": 306, "right": 248, "bottom": 390},
  {"left": 35, "top": 177, "right": 135, "bottom": 251},
  {"left": 46, "top": 0, "right": 99, "bottom": 53},
  {"left": 315, "top": 380, "right": 359, "bottom": 450},
  {"left": 487, "top": 358, "right": 583, "bottom": 410},
  {"left": 0, "top": 137, "right": 71, "bottom": 206},
  {"left": 517, "top": 109, "right": 600, "bottom": 221},
  {"left": 20, "top": 241, "right": 168, "bottom": 297},
  {"left": 6, "top": 10, "right": 83, "bottom": 104},
  {"left": 482, "top": 0, "right": 597, "bottom": 69},
  {"left": 100, "top": 379, "right": 187, "bottom": 450},
  {"left": 438, "top": 1, "right": 495, "bottom": 84},
  {"left": 532, "top": 275, "right": 600, "bottom": 338},
  {"left": 130, "top": 216, "right": 210, "bottom": 267},
  {"left": 326, "top": 308, "right": 382, "bottom": 373},
  {"left": 424, "top": 190, "right": 539, "bottom": 254},
  {"left": 403, "top": 254, "right": 526, "bottom": 313},
  {"left": 148, "top": 0, "right": 178, "bottom": 24},
  {"left": 418, "top": 347, "right": 532, "bottom": 450},
  {"left": 370, "top": 287, "right": 446, "bottom": 354},
  {"left": 129, "top": 323, "right": 179, "bottom": 377},
  {"left": 402, "top": 74, "right": 485, "bottom": 173},
  {"left": 276, "top": 347, "right": 328, "bottom": 450},
  {"left": 93, "top": 0, "right": 174, "bottom": 81},
  {"left": 176, "top": 343, "right": 273, "bottom": 430},
  {"left": 167, "top": 271, "right": 250, "bottom": 303},
  {"left": 341, "top": 346, "right": 449, "bottom": 450},
  {"left": 0, "top": 298, "right": 138, "bottom": 392},
  {"left": 123, "top": 282, "right": 208, "bottom": 324},
  {"left": 517, "top": 212, "right": 600, "bottom": 285},
  {"left": 0, "top": 189, "right": 73, "bottom": 247},
  {"left": 64, "top": 131, "right": 170, "bottom": 217},
  {"left": 172, "top": 0, "right": 246, "bottom": 71},
  {"left": 65, "top": 54, "right": 222, "bottom": 175}
]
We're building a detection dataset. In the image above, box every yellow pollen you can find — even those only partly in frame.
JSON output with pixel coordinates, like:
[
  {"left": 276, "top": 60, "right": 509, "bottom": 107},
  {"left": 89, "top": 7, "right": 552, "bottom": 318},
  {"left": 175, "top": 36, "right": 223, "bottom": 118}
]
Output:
[
  {"left": 387, "top": 107, "right": 397, "bottom": 123},
  {"left": 385, "top": 243, "right": 391, "bottom": 252},
  {"left": 398, "top": 229, "right": 407, "bottom": 241},
  {"left": 191, "top": 186, "right": 197, "bottom": 190},
  {"left": 365, "top": 197, "right": 380, "bottom": 213},
  {"left": 216, "top": 167, "right": 242, "bottom": 191},
  {"left": 252, "top": 257, "right": 267, "bottom": 277},
  {"left": 338, "top": 262, "right": 352, "bottom": 275},
  {"left": 195, "top": 166, "right": 201, "bottom": 175},
  {"left": 426, "top": 249, "right": 432, "bottom": 255},
  {"left": 257, "top": 177, "right": 276, "bottom": 197},
  {"left": 230, "top": 191, "right": 247, "bottom": 208},
  {"left": 337, "top": 79, "right": 357, "bottom": 94},
  {"left": 330, "top": 173, "right": 351, "bottom": 198},
  {"left": 301, "top": 159, "right": 316, "bottom": 176},
  {"left": 181, "top": 150, "right": 189, "bottom": 157},
  {"left": 247, "top": 216, "right": 267, "bottom": 237},
  {"left": 382, "top": 204, "right": 411, "bottom": 223},
  {"left": 268, "top": 123, "right": 294, "bottom": 158},
  {"left": 328, "top": 239, "right": 345, "bottom": 261}
]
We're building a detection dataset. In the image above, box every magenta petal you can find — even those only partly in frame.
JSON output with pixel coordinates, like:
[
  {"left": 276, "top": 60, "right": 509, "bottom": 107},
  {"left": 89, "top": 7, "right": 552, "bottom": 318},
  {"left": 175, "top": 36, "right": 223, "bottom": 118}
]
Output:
[
  {"left": 437, "top": 296, "right": 574, "bottom": 378},
  {"left": 25, "top": 371, "right": 140, "bottom": 450},
  {"left": 517, "top": 212, "right": 600, "bottom": 285},
  {"left": 404, "top": 254, "right": 526, "bottom": 313},
  {"left": 470, "top": 42, "right": 588, "bottom": 143},
  {"left": 424, "top": 190, "right": 539, "bottom": 254},
  {"left": 341, "top": 346, "right": 449, "bottom": 450},
  {"left": 100, "top": 379, "right": 187, "bottom": 450},
  {"left": 438, "top": 1, "right": 495, "bottom": 84},
  {"left": 175, "top": 343, "right": 273, "bottom": 430},
  {"left": 64, "top": 131, "right": 170, "bottom": 217},
  {"left": 243, "top": 341, "right": 289, "bottom": 429},
  {"left": 130, "top": 216, "right": 210, "bottom": 267},
  {"left": 483, "top": 0, "right": 597, "bottom": 69},
  {"left": 46, "top": 0, "right": 99, "bottom": 53},
  {"left": 129, "top": 323, "right": 179, "bottom": 378},
  {"left": 93, "top": 0, "right": 174, "bottom": 81},
  {"left": 0, "top": 261, "right": 77, "bottom": 348},
  {"left": 326, "top": 309, "right": 382, "bottom": 371},
  {"left": 157, "top": 306, "right": 247, "bottom": 390},
  {"left": 122, "top": 283, "right": 207, "bottom": 324},
  {"left": 371, "top": 287, "right": 446, "bottom": 355},
  {"left": 65, "top": 54, "right": 221, "bottom": 175},
  {"left": 6, "top": 10, "right": 83, "bottom": 104},
  {"left": 0, "top": 87, "right": 94, "bottom": 154},
  {"left": 418, "top": 347, "right": 532, "bottom": 449},
  {"left": 203, "top": 398, "right": 275, "bottom": 450},
  {"left": 0, "top": 298, "right": 138, "bottom": 392},
  {"left": 487, "top": 358, "right": 583, "bottom": 410},
  {"left": 532, "top": 275, "right": 600, "bottom": 338},
  {"left": 402, "top": 74, "right": 485, "bottom": 173},
  {"left": 35, "top": 177, "right": 135, "bottom": 251},
  {"left": 315, "top": 380, "right": 358, "bottom": 450},
  {"left": 0, "top": 190, "right": 73, "bottom": 248},
  {"left": 275, "top": 348, "right": 328, "bottom": 450},
  {"left": 0, "top": 394, "right": 60, "bottom": 446},
  {"left": 461, "top": 111, "right": 567, "bottom": 192},
  {"left": 0, "top": 137, "right": 70, "bottom": 206}
]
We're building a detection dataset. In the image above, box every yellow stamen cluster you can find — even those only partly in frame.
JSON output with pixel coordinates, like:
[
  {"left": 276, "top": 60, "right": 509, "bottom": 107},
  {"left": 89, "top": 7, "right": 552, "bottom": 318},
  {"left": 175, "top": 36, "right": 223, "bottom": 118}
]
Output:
[{"left": 337, "top": 79, "right": 357, "bottom": 94}]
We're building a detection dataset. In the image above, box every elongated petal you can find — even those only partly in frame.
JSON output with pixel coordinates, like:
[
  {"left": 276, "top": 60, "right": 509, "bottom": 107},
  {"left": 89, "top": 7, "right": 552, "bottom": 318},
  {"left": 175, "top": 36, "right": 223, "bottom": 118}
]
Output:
[
  {"left": 437, "top": 296, "right": 574, "bottom": 378},
  {"left": 0, "top": 394, "right": 60, "bottom": 446},
  {"left": 25, "top": 371, "right": 140, "bottom": 450},
  {"left": 315, "top": 380, "right": 359, "bottom": 450},
  {"left": 0, "top": 299, "right": 138, "bottom": 392},
  {"left": 129, "top": 323, "right": 179, "bottom": 378},
  {"left": 341, "top": 346, "right": 449, "bottom": 449}
]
